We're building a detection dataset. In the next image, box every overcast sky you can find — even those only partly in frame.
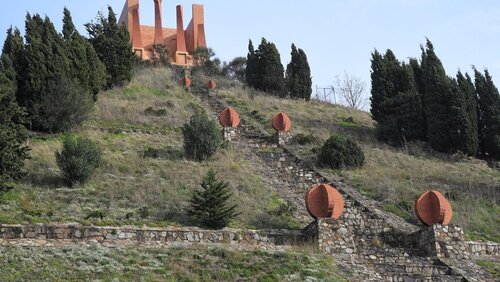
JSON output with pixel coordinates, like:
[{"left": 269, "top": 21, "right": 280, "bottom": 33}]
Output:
[{"left": 1, "top": 0, "right": 499, "bottom": 99}]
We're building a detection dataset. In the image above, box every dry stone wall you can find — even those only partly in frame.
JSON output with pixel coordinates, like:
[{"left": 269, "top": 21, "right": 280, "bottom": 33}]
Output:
[
  {"left": 408, "top": 224, "right": 500, "bottom": 259},
  {"left": 0, "top": 224, "right": 304, "bottom": 251}
]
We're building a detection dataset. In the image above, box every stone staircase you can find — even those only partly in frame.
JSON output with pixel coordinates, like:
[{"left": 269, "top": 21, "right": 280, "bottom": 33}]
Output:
[{"left": 195, "top": 89, "right": 498, "bottom": 281}]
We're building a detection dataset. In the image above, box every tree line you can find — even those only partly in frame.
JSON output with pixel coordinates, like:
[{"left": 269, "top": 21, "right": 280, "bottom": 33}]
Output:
[
  {"left": 0, "top": 6, "right": 134, "bottom": 189},
  {"left": 245, "top": 38, "right": 312, "bottom": 101},
  {"left": 371, "top": 39, "right": 500, "bottom": 160}
]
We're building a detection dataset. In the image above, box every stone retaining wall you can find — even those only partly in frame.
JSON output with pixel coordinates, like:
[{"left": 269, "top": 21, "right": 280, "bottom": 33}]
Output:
[
  {"left": 408, "top": 224, "right": 500, "bottom": 259},
  {"left": 0, "top": 224, "right": 304, "bottom": 250}
]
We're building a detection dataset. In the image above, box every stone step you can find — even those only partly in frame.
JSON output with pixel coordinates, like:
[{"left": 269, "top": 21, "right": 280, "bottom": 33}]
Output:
[
  {"left": 372, "top": 262, "right": 452, "bottom": 276},
  {"left": 353, "top": 246, "right": 427, "bottom": 258},
  {"left": 381, "top": 273, "right": 464, "bottom": 282}
]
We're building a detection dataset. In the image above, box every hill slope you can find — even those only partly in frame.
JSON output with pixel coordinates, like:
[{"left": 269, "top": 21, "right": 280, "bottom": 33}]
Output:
[{"left": 0, "top": 66, "right": 498, "bottom": 280}]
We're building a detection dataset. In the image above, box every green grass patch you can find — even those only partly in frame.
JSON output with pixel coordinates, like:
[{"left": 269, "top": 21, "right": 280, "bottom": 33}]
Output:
[
  {"left": 477, "top": 260, "right": 500, "bottom": 278},
  {"left": 0, "top": 245, "right": 345, "bottom": 281}
]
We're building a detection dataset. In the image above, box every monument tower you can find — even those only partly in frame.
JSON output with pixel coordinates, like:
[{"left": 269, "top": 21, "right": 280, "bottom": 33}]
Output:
[{"left": 119, "top": 0, "right": 207, "bottom": 65}]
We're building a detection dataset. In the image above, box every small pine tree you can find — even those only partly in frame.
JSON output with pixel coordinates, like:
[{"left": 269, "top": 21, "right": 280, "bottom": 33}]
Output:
[
  {"left": 188, "top": 169, "right": 239, "bottom": 229},
  {"left": 86, "top": 6, "right": 135, "bottom": 89},
  {"left": 0, "top": 55, "right": 29, "bottom": 191},
  {"left": 182, "top": 110, "right": 222, "bottom": 161},
  {"left": 286, "top": 44, "right": 312, "bottom": 100},
  {"left": 475, "top": 69, "right": 500, "bottom": 160}
]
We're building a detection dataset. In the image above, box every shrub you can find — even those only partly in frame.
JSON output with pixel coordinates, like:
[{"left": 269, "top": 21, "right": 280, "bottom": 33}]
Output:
[
  {"left": 182, "top": 110, "right": 222, "bottom": 161},
  {"left": 188, "top": 169, "right": 239, "bottom": 229},
  {"left": 55, "top": 136, "right": 102, "bottom": 186},
  {"left": 317, "top": 134, "right": 365, "bottom": 169}
]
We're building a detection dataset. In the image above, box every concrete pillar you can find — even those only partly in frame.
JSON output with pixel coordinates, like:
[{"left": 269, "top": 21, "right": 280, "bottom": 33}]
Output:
[{"left": 153, "top": 0, "right": 164, "bottom": 45}]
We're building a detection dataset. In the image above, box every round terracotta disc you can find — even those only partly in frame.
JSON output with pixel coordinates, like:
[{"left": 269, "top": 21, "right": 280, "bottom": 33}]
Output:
[
  {"left": 206, "top": 80, "right": 217, "bottom": 90},
  {"left": 306, "top": 184, "right": 345, "bottom": 219},
  {"left": 415, "top": 190, "right": 453, "bottom": 226},
  {"left": 219, "top": 107, "right": 241, "bottom": 128},
  {"left": 272, "top": 112, "right": 292, "bottom": 132}
]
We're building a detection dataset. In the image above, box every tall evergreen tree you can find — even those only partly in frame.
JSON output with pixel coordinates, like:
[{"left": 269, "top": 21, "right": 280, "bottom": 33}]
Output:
[
  {"left": 245, "top": 39, "right": 260, "bottom": 89},
  {"left": 474, "top": 69, "right": 500, "bottom": 160},
  {"left": 420, "top": 39, "right": 465, "bottom": 153},
  {"left": 286, "top": 44, "right": 312, "bottom": 100},
  {"left": 20, "top": 13, "right": 71, "bottom": 130},
  {"left": 2, "top": 27, "right": 25, "bottom": 86},
  {"left": 86, "top": 6, "right": 134, "bottom": 89},
  {"left": 62, "top": 8, "right": 105, "bottom": 100},
  {"left": 258, "top": 38, "right": 286, "bottom": 97},
  {"left": 245, "top": 38, "right": 286, "bottom": 97},
  {"left": 457, "top": 71, "right": 479, "bottom": 155},
  {"left": 374, "top": 52, "right": 425, "bottom": 144},
  {"left": 188, "top": 169, "right": 239, "bottom": 229},
  {"left": 0, "top": 54, "right": 29, "bottom": 191},
  {"left": 370, "top": 49, "right": 385, "bottom": 122}
]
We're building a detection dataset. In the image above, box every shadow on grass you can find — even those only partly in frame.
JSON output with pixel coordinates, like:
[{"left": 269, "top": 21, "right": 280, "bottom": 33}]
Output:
[
  {"left": 25, "top": 173, "right": 67, "bottom": 188},
  {"left": 142, "top": 146, "right": 185, "bottom": 160}
]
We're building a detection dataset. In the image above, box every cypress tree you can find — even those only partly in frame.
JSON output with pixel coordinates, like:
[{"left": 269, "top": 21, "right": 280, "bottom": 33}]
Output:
[
  {"left": 245, "top": 39, "right": 260, "bottom": 89},
  {"left": 86, "top": 6, "right": 134, "bottom": 89},
  {"left": 474, "top": 69, "right": 500, "bottom": 160},
  {"left": 370, "top": 49, "right": 385, "bottom": 122},
  {"left": 375, "top": 53, "right": 425, "bottom": 144},
  {"left": 447, "top": 78, "right": 470, "bottom": 154},
  {"left": 0, "top": 54, "right": 29, "bottom": 191},
  {"left": 286, "top": 44, "right": 312, "bottom": 100},
  {"left": 258, "top": 38, "right": 286, "bottom": 97},
  {"left": 188, "top": 169, "right": 239, "bottom": 229},
  {"left": 21, "top": 14, "right": 71, "bottom": 131},
  {"left": 2, "top": 27, "right": 25, "bottom": 88},
  {"left": 62, "top": 8, "right": 105, "bottom": 100},
  {"left": 420, "top": 39, "right": 461, "bottom": 153},
  {"left": 457, "top": 71, "right": 479, "bottom": 155}
]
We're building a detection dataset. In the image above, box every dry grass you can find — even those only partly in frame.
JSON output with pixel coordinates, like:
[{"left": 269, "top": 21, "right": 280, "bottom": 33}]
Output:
[
  {"left": 1, "top": 68, "right": 299, "bottom": 229},
  {"left": 0, "top": 245, "right": 345, "bottom": 281}
]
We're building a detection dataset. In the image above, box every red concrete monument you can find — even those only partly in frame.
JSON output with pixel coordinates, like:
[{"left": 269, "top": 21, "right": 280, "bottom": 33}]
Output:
[
  {"left": 415, "top": 191, "right": 453, "bottom": 226},
  {"left": 119, "top": 0, "right": 207, "bottom": 65},
  {"left": 306, "top": 184, "right": 345, "bottom": 219}
]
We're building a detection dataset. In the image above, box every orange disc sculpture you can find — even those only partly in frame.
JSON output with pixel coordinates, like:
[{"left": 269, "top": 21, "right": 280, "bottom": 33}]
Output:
[
  {"left": 180, "top": 76, "right": 191, "bottom": 88},
  {"left": 272, "top": 112, "right": 292, "bottom": 132},
  {"left": 219, "top": 107, "right": 241, "bottom": 128},
  {"left": 306, "top": 184, "right": 345, "bottom": 219},
  {"left": 206, "top": 80, "right": 217, "bottom": 90},
  {"left": 415, "top": 191, "right": 453, "bottom": 226}
]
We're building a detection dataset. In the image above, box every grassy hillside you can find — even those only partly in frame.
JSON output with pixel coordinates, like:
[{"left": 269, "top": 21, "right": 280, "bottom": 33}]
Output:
[
  {"left": 217, "top": 85, "right": 500, "bottom": 242},
  {"left": 0, "top": 68, "right": 298, "bottom": 230},
  {"left": 0, "top": 66, "right": 498, "bottom": 242},
  {"left": 0, "top": 245, "right": 344, "bottom": 281}
]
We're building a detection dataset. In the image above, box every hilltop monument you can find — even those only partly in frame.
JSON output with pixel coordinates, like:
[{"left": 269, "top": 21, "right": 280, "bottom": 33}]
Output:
[{"left": 119, "top": 0, "right": 207, "bottom": 65}]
